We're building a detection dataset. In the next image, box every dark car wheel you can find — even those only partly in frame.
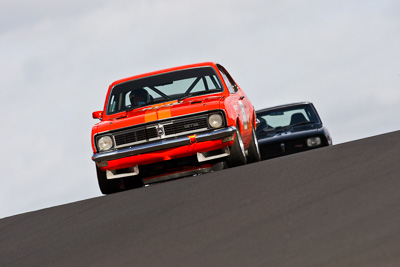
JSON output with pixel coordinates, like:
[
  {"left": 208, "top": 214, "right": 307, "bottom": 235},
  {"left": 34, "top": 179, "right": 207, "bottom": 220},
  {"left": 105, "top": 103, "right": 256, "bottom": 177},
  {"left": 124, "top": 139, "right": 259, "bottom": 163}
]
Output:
[
  {"left": 247, "top": 126, "right": 261, "bottom": 163},
  {"left": 96, "top": 165, "right": 121, "bottom": 194},
  {"left": 225, "top": 127, "right": 247, "bottom": 168},
  {"left": 124, "top": 175, "right": 144, "bottom": 190}
]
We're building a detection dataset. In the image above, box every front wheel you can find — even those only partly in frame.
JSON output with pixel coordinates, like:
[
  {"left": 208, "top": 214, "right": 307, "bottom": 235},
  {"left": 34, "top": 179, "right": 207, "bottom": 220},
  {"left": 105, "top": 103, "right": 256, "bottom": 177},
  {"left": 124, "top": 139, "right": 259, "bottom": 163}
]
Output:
[
  {"left": 96, "top": 165, "right": 144, "bottom": 194},
  {"left": 247, "top": 126, "right": 261, "bottom": 163},
  {"left": 225, "top": 127, "right": 247, "bottom": 168},
  {"left": 96, "top": 165, "right": 121, "bottom": 194}
]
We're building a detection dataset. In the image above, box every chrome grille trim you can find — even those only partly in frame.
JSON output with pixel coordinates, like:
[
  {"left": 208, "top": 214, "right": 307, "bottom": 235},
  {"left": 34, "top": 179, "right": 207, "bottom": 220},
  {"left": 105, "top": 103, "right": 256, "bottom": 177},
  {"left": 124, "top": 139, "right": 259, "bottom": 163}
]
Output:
[
  {"left": 100, "top": 112, "right": 225, "bottom": 150},
  {"left": 92, "top": 126, "right": 236, "bottom": 162},
  {"left": 113, "top": 127, "right": 157, "bottom": 148}
]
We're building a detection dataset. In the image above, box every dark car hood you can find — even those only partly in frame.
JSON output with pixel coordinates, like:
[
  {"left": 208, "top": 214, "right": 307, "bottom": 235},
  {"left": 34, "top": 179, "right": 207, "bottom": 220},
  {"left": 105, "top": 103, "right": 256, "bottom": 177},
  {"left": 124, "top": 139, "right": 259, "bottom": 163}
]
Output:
[{"left": 256, "top": 124, "right": 324, "bottom": 144}]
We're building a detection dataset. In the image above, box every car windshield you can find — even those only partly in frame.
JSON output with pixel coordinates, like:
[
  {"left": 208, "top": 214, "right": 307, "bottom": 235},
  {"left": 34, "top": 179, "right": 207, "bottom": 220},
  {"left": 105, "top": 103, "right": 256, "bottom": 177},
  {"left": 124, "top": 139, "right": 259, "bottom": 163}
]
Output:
[
  {"left": 256, "top": 104, "right": 320, "bottom": 132},
  {"left": 106, "top": 67, "right": 223, "bottom": 115}
]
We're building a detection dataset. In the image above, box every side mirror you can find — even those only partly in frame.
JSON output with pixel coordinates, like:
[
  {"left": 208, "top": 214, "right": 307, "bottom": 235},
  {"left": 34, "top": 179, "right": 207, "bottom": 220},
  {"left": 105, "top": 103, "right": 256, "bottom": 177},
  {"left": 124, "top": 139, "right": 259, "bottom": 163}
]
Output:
[{"left": 92, "top": 111, "right": 103, "bottom": 120}]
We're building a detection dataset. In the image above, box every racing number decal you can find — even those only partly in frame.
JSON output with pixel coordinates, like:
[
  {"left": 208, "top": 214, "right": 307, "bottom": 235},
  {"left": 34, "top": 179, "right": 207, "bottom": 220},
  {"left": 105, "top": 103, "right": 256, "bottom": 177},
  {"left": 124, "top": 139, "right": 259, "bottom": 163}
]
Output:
[{"left": 238, "top": 100, "right": 248, "bottom": 130}]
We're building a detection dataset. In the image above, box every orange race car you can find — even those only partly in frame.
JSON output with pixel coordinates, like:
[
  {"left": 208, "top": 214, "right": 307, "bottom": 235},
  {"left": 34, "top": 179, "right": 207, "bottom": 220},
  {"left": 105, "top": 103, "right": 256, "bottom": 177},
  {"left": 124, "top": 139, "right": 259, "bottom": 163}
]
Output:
[{"left": 91, "top": 62, "right": 260, "bottom": 194}]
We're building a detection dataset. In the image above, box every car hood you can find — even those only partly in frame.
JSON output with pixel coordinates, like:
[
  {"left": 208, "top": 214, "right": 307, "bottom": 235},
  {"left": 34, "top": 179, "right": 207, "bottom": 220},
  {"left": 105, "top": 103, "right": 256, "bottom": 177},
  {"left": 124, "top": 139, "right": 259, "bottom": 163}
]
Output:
[
  {"left": 95, "top": 96, "right": 223, "bottom": 134},
  {"left": 256, "top": 124, "right": 323, "bottom": 141}
]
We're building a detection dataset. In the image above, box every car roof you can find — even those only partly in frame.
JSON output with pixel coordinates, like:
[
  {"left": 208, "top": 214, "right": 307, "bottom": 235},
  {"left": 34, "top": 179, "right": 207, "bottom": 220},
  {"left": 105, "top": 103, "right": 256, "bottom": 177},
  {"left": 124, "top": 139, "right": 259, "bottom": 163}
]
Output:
[
  {"left": 110, "top": 62, "right": 219, "bottom": 87},
  {"left": 256, "top": 101, "right": 313, "bottom": 113}
]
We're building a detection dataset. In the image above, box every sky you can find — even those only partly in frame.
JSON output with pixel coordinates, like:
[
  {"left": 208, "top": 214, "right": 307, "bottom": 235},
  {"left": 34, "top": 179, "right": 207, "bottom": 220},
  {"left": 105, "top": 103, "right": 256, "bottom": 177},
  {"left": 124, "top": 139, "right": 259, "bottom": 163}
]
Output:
[{"left": 1, "top": 0, "right": 399, "bottom": 218}]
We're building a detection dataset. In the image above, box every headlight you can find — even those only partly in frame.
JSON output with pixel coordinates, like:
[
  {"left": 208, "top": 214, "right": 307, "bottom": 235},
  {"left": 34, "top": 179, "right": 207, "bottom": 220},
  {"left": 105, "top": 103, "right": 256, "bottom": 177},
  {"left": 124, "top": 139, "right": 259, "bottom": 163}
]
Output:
[
  {"left": 208, "top": 114, "right": 223, "bottom": 128},
  {"left": 307, "top": 137, "right": 321, "bottom": 147},
  {"left": 98, "top": 136, "right": 113, "bottom": 151}
]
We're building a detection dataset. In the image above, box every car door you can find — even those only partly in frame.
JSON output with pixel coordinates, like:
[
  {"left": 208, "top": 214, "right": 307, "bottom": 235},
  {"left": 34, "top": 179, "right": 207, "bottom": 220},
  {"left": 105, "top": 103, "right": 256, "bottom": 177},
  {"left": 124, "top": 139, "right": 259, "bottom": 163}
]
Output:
[{"left": 217, "top": 65, "right": 252, "bottom": 147}]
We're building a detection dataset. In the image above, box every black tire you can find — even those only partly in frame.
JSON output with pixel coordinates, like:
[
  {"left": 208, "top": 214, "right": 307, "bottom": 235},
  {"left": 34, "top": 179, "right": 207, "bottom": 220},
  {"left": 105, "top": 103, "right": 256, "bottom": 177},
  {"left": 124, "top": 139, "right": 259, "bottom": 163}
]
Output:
[
  {"left": 225, "top": 127, "right": 247, "bottom": 168},
  {"left": 247, "top": 126, "right": 261, "bottom": 163},
  {"left": 96, "top": 165, "right": 144, "bottom": 194},
  {"left": 96, "top": 165, "right": 121, "bottom": 194},
  {"left": 124, "top": 175, "right": 144, "bottom": 190}
]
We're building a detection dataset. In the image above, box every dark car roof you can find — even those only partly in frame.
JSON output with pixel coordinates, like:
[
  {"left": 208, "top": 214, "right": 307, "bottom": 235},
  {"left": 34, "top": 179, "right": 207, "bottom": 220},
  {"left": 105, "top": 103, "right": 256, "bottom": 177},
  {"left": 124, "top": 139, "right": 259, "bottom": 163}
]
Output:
[{"left": 256, "top": 102, "right": 313, "bottom": 114}]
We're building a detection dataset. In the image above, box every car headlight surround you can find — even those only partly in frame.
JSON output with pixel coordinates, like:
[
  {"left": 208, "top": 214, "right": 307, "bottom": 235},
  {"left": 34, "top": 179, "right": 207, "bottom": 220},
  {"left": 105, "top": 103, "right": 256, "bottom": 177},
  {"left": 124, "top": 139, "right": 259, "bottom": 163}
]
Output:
[
  {"left": 97, "top": 135, "right": 114, "bottom": 151},
  {"left": 208, "top": 113, "right": 223, "bottom": 129},
  {"left": 307, "top": 137, "right": 321, "bottom": 147}
]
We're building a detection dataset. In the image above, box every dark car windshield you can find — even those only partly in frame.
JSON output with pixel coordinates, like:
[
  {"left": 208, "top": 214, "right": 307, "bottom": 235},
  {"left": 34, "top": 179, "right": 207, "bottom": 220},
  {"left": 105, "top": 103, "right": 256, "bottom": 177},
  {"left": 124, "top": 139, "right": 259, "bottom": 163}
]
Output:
[
  {"left": 256, "top": 104, "right": 320, "bottom": 132},
  {"left": 106, "top": 67, "right": 223, "bottom": 115}
]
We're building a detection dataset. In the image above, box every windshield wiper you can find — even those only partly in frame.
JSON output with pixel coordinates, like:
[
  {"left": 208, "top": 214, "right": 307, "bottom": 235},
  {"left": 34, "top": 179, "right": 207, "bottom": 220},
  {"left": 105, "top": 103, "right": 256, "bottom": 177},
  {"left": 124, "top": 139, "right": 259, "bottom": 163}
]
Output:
[
  {"left": 259, "top": 126, "right": 284, "bottom": 133},
  {"left": 290, "top": 121, "right": 316, "bottom": 127},
  {"left": 125, "top": 105, "right": 144, "bottom": 113},
  {"left": 145, "top": 99, "right": 171, "bottom": 106},
  {"left": 178, "top": 89, "right": 221, "bottom": 102}
]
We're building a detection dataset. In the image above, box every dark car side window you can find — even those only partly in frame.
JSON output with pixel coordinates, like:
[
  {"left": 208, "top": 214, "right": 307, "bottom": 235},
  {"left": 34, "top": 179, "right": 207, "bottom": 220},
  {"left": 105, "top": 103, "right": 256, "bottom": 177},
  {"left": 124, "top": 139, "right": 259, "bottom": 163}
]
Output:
[{"left": 218, "top": 66, "right": 237, "bottom": 94}]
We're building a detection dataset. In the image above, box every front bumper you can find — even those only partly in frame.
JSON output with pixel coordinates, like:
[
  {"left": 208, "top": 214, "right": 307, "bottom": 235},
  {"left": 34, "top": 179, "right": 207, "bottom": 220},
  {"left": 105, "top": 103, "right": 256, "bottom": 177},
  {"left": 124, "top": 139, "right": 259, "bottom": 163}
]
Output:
[{"left": 92, "top": 126, "right": 236, "bottom": 163}]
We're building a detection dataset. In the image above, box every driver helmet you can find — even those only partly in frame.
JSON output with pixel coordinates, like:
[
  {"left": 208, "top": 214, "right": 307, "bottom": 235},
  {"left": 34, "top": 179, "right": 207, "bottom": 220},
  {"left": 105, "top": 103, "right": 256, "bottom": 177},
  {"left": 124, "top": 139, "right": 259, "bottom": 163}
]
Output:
[{"left": 129, "top": 88, "right": 150, "bottom": 106}]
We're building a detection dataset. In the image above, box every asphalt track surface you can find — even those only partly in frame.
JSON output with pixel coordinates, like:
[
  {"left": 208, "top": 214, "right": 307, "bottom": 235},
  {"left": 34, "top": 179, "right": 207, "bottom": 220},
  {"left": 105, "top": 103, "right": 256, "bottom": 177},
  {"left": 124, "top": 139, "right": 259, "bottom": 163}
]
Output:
[{"left": 1, "top": 131, "right": 400, "bottom": 267}]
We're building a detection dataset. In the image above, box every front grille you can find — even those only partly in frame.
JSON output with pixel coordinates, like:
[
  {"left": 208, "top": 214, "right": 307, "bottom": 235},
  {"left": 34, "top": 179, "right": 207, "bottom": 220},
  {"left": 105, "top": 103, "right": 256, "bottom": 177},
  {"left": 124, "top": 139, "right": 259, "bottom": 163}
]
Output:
[
  {"left": 114, "top": 128, "right": 157, "bottom": 146},
  {"left": 146, "top": 127, "right": 158, "bottom": 139},
  {"left": 164, "top": 117, "right": 208, "bottom": 136},
  {"left": 98, "top": 112, "right": 224, "bottom": 150}
]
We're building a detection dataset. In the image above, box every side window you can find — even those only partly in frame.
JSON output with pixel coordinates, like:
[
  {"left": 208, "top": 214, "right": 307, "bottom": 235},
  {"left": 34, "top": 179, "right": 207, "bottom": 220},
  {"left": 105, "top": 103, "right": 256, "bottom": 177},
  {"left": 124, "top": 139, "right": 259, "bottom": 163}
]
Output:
[
  {"left": 125, "top": 92, "right": 132, "bottom": 107},
  {"left": 218, "top": 66, "right": 237, "bottom": 94},
  {"left": 109, "top": 95, "right": 116, "bottom": 113},
  {"left": 108, "top": 93, "right": 123, "bottom": 113}
]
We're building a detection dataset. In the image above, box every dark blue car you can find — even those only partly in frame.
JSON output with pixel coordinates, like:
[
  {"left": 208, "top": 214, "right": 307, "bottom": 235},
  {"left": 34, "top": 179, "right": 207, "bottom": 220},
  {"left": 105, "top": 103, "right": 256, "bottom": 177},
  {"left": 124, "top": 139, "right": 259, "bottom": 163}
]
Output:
[{"left": 256, "top": 102, "right": 332, "bottom": 160}]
